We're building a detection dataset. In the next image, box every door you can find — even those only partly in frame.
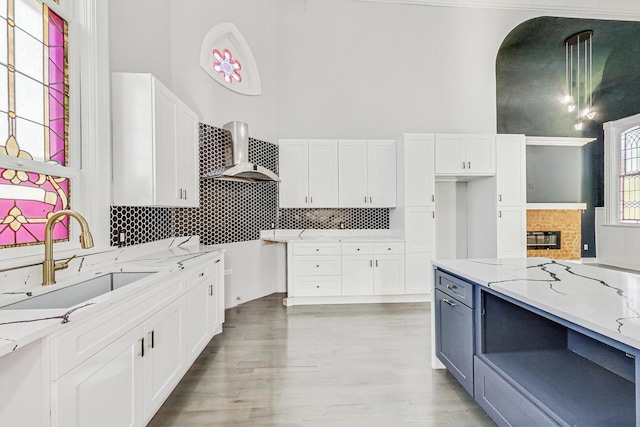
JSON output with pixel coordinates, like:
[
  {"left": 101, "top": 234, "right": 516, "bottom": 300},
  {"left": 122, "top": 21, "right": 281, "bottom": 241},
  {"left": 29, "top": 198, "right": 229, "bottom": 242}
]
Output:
[
  {"left": 497, "top": 207, "right": 526, "bottom": 258},
  {"left": 338, "top": 140, "right": 368, "bottom": 207},
  {"left": 342, "top": 255, "right": 374, "bottom": 296},
  {"left": 496, "top": 134, "right": 526, "bottom": 206},
  {"left": 176, "top": 103, "right": 200, "bottom": 207},
  {"left": 154, "top": 80, "right": 180, "bottom": 206},
  {"left": 435, "top": 134, "right": 465, "bottom": 174},
  {"left": 308, "top": 140, "right": 339, "bottom": 207},
  {"left": 279, "top": 140, "right": 309, "bottom": 208},
  {"left": 367, "top": 140, "right": 397, "bottom": 207},
  {"left": 464, "top": 135, "right": 495, "bottom": 174},
  {"left": 53, "top": 325, "right": 145, "bottom": 427},
  {"left": 185, "top": 281, "right": 213, "bottom": 365},
  {"left": 404, "top": 135, "right": 435, "bottom": 207},
  {"left": 143, "top": 296, "right": 187, "bottom": 420},
  {"left": 373, "top": 255, "right": 405, "bottom": 295}
]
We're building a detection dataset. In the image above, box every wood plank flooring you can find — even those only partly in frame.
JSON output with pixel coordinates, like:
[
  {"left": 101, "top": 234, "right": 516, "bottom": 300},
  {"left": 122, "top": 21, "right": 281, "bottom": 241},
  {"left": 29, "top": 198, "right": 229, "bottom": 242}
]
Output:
[{"left": 148, "top": 293, "right": 494, "bottom": 426}]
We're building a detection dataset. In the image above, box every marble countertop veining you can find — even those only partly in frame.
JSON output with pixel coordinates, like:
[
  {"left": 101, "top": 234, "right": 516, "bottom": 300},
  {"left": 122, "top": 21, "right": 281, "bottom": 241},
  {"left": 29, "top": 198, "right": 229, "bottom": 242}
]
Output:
[
  {"left": 0, "top": 237, "right": 223, "bottom": 358},
  {"left": 260, "top": 229, "right": 405, "bottom": 243},
  {"left": 433, "top": 257, "right": 640, "bottom": 350}
]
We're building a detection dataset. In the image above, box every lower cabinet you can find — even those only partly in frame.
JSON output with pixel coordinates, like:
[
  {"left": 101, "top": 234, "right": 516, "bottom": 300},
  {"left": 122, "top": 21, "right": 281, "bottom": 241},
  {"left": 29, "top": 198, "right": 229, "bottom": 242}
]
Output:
[
  {"left": 50, "top": 253, "right": 224, "bottom": 427},
  {"left": 434, "top": 286, "right": 474, "bottom": 395},
  {"left": 341, "top": 243, "right": 405, "bottom": 296}
]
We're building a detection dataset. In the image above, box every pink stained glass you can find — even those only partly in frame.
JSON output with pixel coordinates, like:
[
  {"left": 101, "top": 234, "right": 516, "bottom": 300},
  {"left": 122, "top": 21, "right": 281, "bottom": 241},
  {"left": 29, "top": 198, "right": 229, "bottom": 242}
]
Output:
[
  {"left": 0, "top": 168, "right": 70, "bottom": 247},
  {"left": 47, "top": 6, "right": 68, "bottom": 166}
]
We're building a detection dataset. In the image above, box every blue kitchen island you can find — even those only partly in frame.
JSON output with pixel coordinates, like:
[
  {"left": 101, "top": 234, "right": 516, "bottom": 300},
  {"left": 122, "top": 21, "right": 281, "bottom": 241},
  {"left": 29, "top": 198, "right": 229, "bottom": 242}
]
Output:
[{"left": 432, "top": 257, "right": 640, "bottom": 426}]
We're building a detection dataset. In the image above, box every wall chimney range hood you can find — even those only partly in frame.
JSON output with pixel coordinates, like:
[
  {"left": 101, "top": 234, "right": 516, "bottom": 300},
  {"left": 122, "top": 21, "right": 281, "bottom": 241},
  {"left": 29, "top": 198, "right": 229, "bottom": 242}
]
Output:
[{"left": 203, "top": 121, "right": 280, "bottom": 183}]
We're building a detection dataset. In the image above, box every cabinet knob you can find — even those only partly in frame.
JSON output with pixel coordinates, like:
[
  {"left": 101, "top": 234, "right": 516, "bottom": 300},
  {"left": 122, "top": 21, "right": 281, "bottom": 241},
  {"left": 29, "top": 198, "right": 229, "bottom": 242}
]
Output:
[
  {"left": 387, "top": 247, "right": 391, "bottom": 251},
  {"left": 357, "top": 248, "right": 360, "bottom": 251},
  {"left": 316, "top": 248, "right": 319, "bottom": 251},
  {"left": 446, "top": 284, "right": 454, "bottom": 290},
  {"left": 316, "top": 285, "right": 320, "bottom": 288},
  {"left": 199, "top": 272, "right": 204, "bottom": 277}
]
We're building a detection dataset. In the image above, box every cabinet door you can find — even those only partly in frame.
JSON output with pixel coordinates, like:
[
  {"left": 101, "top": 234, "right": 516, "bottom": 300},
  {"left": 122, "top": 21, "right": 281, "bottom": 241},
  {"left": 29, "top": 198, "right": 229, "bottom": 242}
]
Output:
[
  {"left": 405, "top": 252, "right": 432, "bottom": 294},
  {"left": 154, "top": 80, "right": 180, "bottom": 206},
  {"left": 373, "top": 255, "right": 405, "bottom": 295},
  {"left": 497, "top": 207, "right": 526, "bottom": 258},
  {"left": 404, "top": 134, "right": 435, "bottom": 207},
  {"left": 405, "top": 208, "right": 435, "bottom": 294},
  {"left": 435, "top": 134, "right": 465, "bottom": 174},
  {"left": 435, "top": 289, "right": 474, "bottom": 395},
  {"left": 176, "top": 103, "right": 200, "bottom": 207},
  {"left": 54, "top": 325, "right": 145, "bottom": 427},
  {"left": 212, "top": 256, "right": 225, "bottom": 329},
  {"left": 308, "top": 140, "right": 339, "bottom": 207},
  {"left": 279, "top": 140, "right": 309, "bottom": 208},
  {"left": 338, "top": 140, "right": 369, "bottom": 207},
  {"left": 465, "top": 135, "right": 495, "bottom": 175},
  {"left": 367, "top": 140, "right": 397, "bottom": 207},
  {"left": 496, "top": 134, "right": 526, "bottom": 206},
  {"left": 342, "top": 255, "right": 374, "bottom": 296},
  {"left": 185, "top": 281, "right": 213, "bottom": 365},
  {"left": 143, "top": 296, "right": 187, "bottom": 420}
]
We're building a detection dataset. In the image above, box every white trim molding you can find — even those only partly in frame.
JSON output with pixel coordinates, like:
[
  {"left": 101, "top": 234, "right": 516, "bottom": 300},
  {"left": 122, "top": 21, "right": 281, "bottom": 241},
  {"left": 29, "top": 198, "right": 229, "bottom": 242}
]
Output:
[
  {"left": 526, "top": 136, "right": 596, "bottom": 147},
  {"left": 352, "top": 0, "right": 640, "bottom": 19},
  {"left": 526, "top": 203, "right": 587, "bottom": 210}
]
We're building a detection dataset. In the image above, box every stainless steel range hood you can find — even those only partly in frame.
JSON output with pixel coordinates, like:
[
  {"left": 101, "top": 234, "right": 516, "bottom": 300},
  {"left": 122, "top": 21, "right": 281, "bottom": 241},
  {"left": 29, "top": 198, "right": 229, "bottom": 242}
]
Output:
[{"left": 203, "top": 121, "right": 280, "bottom": 183}]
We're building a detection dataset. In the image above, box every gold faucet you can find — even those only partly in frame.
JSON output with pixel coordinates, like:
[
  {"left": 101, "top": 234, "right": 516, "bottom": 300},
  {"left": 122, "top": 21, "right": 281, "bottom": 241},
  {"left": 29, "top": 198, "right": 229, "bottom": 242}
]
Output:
[{"left": 43, "top": 210, "right": 94, "bottom": 286}]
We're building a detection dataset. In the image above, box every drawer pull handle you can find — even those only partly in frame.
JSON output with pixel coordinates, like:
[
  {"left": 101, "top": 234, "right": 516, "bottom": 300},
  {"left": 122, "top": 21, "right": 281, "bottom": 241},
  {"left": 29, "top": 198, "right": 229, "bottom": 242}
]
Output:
[
  {"left": 215, "top": 259, "right": 221, "bottom": 263},
  {"left": 148, "top": 330, "right": 155, "bottom": 349},
  {"left": 370, "top": 260, "right": 373, "bottom": 267},
  {"left": 209, "top": 285, "right": 213, "bottom": 296},
  {"left": 443, "top": 298, "right": 456, "bottom": 307},
  {"left": 138, "top": 337, "right": 145, "bottom": 357},
  {"left": 375, "top": 260, "right": 378, "bottom": 267}
]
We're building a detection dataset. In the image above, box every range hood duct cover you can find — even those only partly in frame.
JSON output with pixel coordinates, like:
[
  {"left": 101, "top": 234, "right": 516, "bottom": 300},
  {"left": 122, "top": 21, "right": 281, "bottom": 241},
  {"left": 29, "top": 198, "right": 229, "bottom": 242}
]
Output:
[{"left": 204, "top": 121, "right": 280, "bottom": 183}]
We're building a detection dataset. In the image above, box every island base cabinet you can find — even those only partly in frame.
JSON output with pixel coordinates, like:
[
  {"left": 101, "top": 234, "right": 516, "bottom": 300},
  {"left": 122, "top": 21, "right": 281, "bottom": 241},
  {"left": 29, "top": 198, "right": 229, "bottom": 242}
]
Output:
[
  {"left": 53, "top": 325, "right": 145, "bottom": 427},
  {"left": 474, "top": 357, "right": 557, "bottom": 427},
  {"left": 435, "top": 289, "right": 473, "bottom": 395}
]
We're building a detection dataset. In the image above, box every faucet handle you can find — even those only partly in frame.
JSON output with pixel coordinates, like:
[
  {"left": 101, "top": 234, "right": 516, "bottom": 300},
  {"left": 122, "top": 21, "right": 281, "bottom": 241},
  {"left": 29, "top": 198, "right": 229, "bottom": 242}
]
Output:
[{"left": 55, "top": 254, "right": 77, "bottom": 272}]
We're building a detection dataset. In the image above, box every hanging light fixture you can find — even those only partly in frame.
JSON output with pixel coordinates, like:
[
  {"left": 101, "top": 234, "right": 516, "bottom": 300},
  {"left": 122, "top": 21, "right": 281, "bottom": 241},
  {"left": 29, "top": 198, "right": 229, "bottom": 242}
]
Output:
[{"left": 563, "top": 30, "right": 595, "bottom": 130}]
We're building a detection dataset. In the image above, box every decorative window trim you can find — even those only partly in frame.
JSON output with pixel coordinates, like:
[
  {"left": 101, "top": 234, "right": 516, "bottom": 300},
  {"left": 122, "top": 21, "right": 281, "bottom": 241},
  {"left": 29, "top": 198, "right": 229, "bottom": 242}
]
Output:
[
  {"left": 604, "top": 112, "right": 640, "bottom": 226},
  {"left": 199, "top": 23, "right": 262, "bottom": 96}
]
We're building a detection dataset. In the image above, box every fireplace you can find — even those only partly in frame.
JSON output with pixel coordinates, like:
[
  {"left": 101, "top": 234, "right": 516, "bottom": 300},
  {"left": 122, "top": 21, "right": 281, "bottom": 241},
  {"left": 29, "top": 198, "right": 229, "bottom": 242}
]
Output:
[{"left": 527, "top": 231, "right": 561, "bottom": 250}]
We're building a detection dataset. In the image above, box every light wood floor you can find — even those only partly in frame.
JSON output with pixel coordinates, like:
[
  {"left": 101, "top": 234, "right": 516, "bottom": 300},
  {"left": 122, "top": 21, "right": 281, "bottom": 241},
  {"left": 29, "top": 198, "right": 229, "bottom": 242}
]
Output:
[{"left": 148, "top": 293, "right": 495, "bottom": 426}]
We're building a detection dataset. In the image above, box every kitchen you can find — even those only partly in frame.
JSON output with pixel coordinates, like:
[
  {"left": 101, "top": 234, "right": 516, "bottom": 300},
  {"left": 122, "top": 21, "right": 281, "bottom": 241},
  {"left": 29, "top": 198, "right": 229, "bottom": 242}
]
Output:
[{"left": 1, "top": 0, "right": 640, "bottom": 426}]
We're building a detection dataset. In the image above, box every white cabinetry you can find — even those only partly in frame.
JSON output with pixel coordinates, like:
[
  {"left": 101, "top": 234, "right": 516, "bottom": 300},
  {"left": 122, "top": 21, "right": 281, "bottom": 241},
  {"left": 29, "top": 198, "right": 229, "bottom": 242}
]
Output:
[
  {"left": 289, "top": 243, "right": 342, "bottom": 296},
  {"left": 50, "top": 253, "right": 224, "bottom": 427},
  {"left": 112, "top": 73, "right": 199, "bottom": 207},
  {"left": 341, "top": 243, "right": 405, "bottom": 296},
  {"left": 278, "top": 139, "right": 339, "bottom": 208},
  {"left": 339, "top": 140, "right": 397, "bottom": 207},
  {"left": 497, "top": 207, "right": 527, "bottom": 258},
  {"left": 404, "top": 207, "right": 435, "bottom": 294},
  {"left": 435, "top": 134, "right": 495, "bottom": 176}
]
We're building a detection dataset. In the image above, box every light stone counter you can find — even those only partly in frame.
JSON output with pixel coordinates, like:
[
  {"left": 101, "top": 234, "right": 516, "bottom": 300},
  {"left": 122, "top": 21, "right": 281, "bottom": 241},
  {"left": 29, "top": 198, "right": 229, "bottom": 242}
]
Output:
[
  {"left": 260, "top": 229, "right": 405, "bottom": 243},
  {"left": 0, "top": 237, "right": 223, "bottom": 357},
  {"left": 433, "top": 257, "right": 640, "bottom": 350}
]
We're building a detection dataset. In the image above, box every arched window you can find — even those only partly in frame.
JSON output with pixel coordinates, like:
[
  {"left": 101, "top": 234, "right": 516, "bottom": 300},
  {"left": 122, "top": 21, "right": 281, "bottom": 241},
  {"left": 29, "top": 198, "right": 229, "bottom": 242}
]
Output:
[{"left": 619, "top": 126, "right": 640, "bottom": 222}]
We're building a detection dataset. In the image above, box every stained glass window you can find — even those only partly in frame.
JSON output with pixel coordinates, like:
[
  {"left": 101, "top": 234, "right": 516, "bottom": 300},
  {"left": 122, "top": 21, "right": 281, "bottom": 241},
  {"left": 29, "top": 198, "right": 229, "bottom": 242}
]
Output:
[
  {"left": 619, "top": 126, "right": 640, "bottom": 223},
  {"left": 0, "top": 0, "right": 70, "bottom": 247}
]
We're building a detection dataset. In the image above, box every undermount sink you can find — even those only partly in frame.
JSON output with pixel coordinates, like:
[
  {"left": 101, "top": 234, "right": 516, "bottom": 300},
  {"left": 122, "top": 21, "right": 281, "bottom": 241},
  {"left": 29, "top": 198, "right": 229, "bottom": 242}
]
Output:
[{"left": 0, "top": 271, "right": 156, "bottom": 310}]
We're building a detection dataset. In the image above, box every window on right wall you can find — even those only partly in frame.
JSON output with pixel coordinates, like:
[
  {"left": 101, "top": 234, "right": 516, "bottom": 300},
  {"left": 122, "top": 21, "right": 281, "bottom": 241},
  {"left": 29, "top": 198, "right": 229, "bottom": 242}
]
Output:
[{"left": 604, "top": 112, "right": 640, "bottom": 225}]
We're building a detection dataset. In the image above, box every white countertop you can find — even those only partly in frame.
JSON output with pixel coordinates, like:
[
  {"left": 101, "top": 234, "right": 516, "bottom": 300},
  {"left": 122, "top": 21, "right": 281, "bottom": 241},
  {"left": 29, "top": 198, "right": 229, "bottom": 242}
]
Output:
[
  {"left": 433, "top": 257, "right": 640, "bottom": 350},
  {"left": 260, "top": 229, "right": 404, "bottom": 243},
  {"left": 0, "top": 237, "right": 223, "bottom": 358}
]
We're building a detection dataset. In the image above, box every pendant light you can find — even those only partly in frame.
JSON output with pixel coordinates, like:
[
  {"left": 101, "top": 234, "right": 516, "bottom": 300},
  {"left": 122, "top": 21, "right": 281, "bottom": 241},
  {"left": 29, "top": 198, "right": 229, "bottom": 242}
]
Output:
[{"left": 563, "top": 31, "right": 594, "bottom": 130}]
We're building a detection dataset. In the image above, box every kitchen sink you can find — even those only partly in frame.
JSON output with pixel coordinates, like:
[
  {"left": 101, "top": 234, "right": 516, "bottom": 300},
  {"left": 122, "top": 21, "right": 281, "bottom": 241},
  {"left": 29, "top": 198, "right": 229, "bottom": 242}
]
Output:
[{"left": 0, "top": 271, "right": 156, "bottom": 310}]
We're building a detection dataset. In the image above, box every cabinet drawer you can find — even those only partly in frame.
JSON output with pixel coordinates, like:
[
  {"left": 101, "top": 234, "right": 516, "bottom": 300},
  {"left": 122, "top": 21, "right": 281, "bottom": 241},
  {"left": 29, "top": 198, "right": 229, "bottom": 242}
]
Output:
[
  {"left": 293, "top": 256, "right": 341, "bottom": 276},
  {"left": 474, "top": 356, "right": 557, "bottom": 426},
  {"left": 341, "top": 243, "right": 373, "bottom": 255},
  {"left": 186, "top": 259, "right": 215, "bottom": 291},
  {"left": 373, "top": 242, "right": 404, "bottom": 255},
  {"left": 49, "top": 274, "right": 186, "bottom": 380},
  {"left": 435, "top": 270, "right": 474, "bottom": 308},
  {"left": 293, "top": 276, "right": 341, "bottom": 296},
  {"left": 292, "top": 242, "right": 341, "bottom": 255}
]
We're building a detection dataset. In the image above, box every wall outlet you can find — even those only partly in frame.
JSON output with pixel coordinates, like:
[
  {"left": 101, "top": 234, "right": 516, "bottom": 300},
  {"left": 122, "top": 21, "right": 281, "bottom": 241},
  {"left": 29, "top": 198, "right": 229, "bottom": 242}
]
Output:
[
  {"left": 583, "top": 243, "right": 589, "bottom": 250},
  {"left": 118, "top": 229, "right": 126, "bottom": 246},
  {"left": 339, "top": 222, "right": 345, "bottom": 229}
]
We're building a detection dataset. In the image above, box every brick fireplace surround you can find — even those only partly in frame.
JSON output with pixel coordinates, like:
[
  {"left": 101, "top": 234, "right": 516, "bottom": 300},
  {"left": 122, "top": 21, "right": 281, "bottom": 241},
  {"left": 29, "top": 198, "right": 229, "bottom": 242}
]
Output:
[{"left": 527, "top": 209, "right": 582, "bottom": 260}]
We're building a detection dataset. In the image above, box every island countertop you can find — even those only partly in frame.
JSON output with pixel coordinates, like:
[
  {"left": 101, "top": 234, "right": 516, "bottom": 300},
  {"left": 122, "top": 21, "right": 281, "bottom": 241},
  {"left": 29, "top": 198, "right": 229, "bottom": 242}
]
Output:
[{"left": 433, "top": 257, "right": 640, "bottom": 351}]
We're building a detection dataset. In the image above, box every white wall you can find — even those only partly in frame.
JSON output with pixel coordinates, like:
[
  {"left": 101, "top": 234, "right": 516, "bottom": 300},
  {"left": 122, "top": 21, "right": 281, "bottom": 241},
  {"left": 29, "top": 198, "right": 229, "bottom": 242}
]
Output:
[{"left": 595, "top": 207, "right": 640, "bottom": 270}]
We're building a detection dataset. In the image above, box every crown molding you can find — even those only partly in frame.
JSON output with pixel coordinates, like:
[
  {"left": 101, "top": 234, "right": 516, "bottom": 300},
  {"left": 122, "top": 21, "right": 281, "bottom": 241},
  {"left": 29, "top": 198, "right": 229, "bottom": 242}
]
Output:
[{"left": 352, "top": 0, "right": 640, "bottom": 19}]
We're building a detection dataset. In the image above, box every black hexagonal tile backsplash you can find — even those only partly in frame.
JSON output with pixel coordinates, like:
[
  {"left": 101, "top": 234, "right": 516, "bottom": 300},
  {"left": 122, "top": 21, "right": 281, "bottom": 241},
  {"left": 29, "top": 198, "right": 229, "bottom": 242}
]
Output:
[{"left": 110, "top": 123, "right": 389, "bottom": 247}]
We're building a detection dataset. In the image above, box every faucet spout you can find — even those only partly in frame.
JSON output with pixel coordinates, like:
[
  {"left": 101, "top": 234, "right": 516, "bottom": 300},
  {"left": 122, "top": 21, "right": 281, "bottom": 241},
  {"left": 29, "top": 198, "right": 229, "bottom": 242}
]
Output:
[{"left": 43, "top": 210, "right": 94, "bottom": 286}]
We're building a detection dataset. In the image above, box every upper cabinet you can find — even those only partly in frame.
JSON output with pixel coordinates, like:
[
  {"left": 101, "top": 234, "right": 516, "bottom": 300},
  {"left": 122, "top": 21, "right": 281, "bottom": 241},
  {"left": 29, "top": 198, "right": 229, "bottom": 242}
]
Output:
[
  {"left": 435, "top": 134, "right": 495, "bottom": 176},
  {"left": 278, "top": 139, "right": 339, "bottom": 208},
  {"left": 496, "top": 134, "right": 526, "bottom": 206},
  {"left": 339, "top": 140, "right": 397, "bottom": 208},
  {"left": 112, "top": 73, "right": 199, "bottom": 207},
  {"left": 403, "top": 134, "right": 435, "bottom": 207}
]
